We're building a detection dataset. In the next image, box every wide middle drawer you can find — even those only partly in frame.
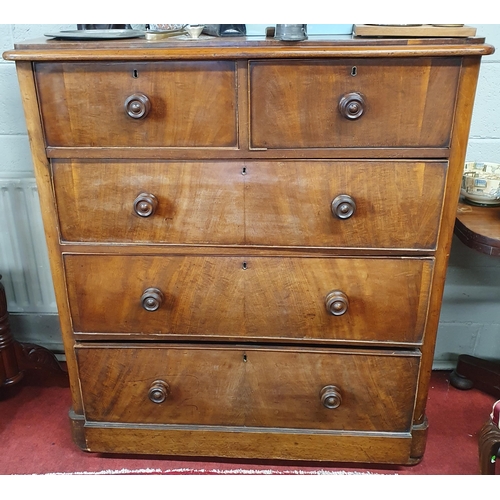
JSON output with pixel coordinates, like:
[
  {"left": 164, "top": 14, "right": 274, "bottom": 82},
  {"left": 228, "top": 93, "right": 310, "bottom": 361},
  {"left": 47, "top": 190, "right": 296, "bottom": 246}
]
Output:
[
  {"left": 53, "top": 159, "right": 446, "bottom": 250},
  {"left": 65, "top": 255, "right": 433, "bottom": 344}
]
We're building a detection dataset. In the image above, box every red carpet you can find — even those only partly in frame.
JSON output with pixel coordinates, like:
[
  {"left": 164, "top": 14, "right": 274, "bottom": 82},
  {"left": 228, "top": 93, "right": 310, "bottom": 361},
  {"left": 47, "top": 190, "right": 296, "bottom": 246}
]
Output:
[{"left": 0, "top": 367, "right": 496, "bottom": 475}]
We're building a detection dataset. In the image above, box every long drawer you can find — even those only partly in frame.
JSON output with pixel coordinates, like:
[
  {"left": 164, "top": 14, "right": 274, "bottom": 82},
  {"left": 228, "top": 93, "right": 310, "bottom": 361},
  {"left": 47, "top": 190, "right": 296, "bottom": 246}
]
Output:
[
  {"left": 75, "top": 344, "right": 420, "bottom": 432},
  {"left": 250, "top": 58, "right": 460, "bottom": 149},
  {"left": 35, "top": 61, "right": 238, "bottom": 148},
  {"left": 53, "top": 159, "right": 446, "bottom": 250},
  {"left": 65, "top": 255, "right": 433, "bottom": 344}
]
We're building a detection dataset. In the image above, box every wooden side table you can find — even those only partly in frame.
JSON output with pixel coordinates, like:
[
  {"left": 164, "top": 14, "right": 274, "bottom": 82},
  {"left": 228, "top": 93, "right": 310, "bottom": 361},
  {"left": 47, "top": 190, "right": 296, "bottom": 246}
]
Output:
[
  {"left": 454, "top": 199, "right": 500, "bottom": 256},
  {"left": 0, "top": 275, "right": 65, "bottom": 389},
  {"left": 450, "top": 200, "right": 500, "bottom": 395},
  {"left": 450, "top": 199, "right": 500, "bottom": 474}
]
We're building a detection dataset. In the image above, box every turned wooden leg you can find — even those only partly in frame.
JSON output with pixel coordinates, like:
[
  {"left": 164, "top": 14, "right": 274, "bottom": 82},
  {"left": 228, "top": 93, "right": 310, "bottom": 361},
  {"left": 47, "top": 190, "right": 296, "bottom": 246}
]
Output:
[
  {"left": 1, "top": 276, "right": 65, "bottom": 388},
  {"left": 479, "top": 421, "right": 500, "bottom": 474},
  {"left": 0, "top": 275, "right": 23, "bottom": 387}
]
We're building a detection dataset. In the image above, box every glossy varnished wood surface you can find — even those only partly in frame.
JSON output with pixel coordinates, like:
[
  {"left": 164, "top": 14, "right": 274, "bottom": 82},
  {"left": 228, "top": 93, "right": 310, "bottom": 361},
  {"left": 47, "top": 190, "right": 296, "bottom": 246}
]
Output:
[
  {"left": 81, "top": 424, "right": 414, "bottom": 463},
  {"left": 3, "top": 35, "right": 494, "bottom": 61},
  {"left": 412, "top": 57, "right": 484, "bottom": 425},
  {"left": 53, "top": 160, "right": 446, "bottom": 250},
  {"left": 4, "top": 37, "right": 493, "bottom": 464},
  {"left": 35, "top": 61, "right": 237, "bottom": 148},
  {"left": 250, "top": 58, "right": 460, "bottom": 149},
  {"left": 455, "top": 200, "right": 500, "bottom": 256},
  {"left": 64, "top": 254, "right": 432, "bottom": 344},
  {"left": 52, "top": 160, "right": 245, "bottom": 245},
  {"left": 76, "top": 344, "right": 420, "bottom": 431},
  {"left": 243, "top": 161, "right": 446, "bottom": 249}
]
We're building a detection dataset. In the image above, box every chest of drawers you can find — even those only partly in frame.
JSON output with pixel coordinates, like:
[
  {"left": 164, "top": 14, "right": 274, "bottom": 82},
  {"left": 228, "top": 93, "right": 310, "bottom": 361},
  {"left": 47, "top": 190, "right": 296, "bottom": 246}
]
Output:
[{"left": 4, "top": 35, "right": 494, "bottom": 465}]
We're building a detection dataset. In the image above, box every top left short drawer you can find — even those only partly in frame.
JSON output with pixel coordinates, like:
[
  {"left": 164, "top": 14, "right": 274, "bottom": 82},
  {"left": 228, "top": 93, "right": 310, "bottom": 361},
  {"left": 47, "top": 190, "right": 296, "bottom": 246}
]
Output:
[{"left": 34, "top": 61, "right": 238, "bottom": 148}]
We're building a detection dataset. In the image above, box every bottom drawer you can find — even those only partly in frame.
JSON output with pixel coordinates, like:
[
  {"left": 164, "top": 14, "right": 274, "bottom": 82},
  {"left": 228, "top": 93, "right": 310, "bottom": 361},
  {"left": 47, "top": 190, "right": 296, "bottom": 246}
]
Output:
[{"left": 76, "top": 344, "right": 420, "bottom": 432}]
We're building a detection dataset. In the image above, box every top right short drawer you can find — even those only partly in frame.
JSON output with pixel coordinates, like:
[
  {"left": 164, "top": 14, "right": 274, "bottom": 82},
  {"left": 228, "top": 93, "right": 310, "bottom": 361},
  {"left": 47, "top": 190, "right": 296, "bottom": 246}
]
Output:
[{"left": 249, "top": 58, "right": 460, "bottom": 150}]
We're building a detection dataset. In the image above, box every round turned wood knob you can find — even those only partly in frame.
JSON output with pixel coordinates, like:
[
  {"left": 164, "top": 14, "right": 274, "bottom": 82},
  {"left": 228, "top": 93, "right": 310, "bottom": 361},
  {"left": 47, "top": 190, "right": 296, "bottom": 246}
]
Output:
[
  {"left": 338, "top": 92, "right": 365, "bottom": 120},
  {"left": 331, "top": 194, "right": 356, "bottom": 219},
  {"left": 320, "top": 385, "right": 342, "bottom": 409},
  {"left": 141, "top": 288, "right": 164, "bottom": 312},
  {"left": 148, "top": 380, "right": 170, "bottom": 404},
  {"left": 325, "top": 290, "right": 349, "bottom": 316},
  {"left": 124, "top": 93, "right": 151, "bottom": 119},
  {"left": 133, "top": 193, "right": 158, "bottom": 217}
]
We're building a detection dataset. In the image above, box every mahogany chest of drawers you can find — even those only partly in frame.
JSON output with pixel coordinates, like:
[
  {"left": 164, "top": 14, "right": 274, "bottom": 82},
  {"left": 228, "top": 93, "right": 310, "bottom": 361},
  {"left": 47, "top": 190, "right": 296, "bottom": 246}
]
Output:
[{"left": 4, "top": 35, "right": 494, "bottom": 464}]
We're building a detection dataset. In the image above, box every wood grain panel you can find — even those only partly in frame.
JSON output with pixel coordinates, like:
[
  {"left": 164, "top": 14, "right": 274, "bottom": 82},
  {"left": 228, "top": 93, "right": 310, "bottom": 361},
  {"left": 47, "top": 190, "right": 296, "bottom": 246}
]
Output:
[
  {"left": 8, "top": 36, "right": 490, "bottom": 463},
  {"left": 35, "top": 61, "right": 237, "bottom": 148},
  {"left": 64, "top": 255, "right": 433, "bottom": 343},
  {"left": 250, "top": 58, "right": 460, "bottom": 149},
  {"left": 245, "top": 160, "right": 446, "bottom": 249},
  {"left": 76, "top": 344, "right": 420, "bottom": 431},
  {"left": 53, "top": 160, "right": 445, "bottom": 250},
  {"left": 4, "top": 37, "right": 494, "bottom": 62},
  {"left": 81, "top": 424, "right": 414, "bottom": 463},
  {"left": 52, "top": 160, "right": 245, "bottom": 245}
]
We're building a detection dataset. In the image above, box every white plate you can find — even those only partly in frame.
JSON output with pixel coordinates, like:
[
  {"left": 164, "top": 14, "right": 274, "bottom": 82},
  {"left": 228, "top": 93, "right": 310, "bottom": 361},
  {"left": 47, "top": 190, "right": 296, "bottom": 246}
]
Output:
[
  {"left": 44, "top": 30, "right": 144, "bottom": 40},
  {"left": 461, "top": 192, "right": 500, "bottom": 206}
]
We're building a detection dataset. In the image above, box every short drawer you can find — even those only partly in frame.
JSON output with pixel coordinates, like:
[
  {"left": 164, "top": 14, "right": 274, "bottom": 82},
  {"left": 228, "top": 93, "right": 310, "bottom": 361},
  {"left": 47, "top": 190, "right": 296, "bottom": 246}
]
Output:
[
  {"left": 35, "top": 61, "right": 237, "bottom": 148},
  {"left": 53, "top": 159, "right": 445, "bottom": 250},
  {"left": 75, "top": 344, "right": 420, "bottom": 432},
  {"left": 250, "top": 58, "right": 460, "bottom": 149},
  {"left": 65, "top": 255, "right": 433, "bottom": 344}
]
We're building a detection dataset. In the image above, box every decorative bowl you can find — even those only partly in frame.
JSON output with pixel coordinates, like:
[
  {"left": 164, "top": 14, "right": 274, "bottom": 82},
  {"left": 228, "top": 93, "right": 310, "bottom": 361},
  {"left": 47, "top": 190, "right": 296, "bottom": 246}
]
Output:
[{"left": 461, "top": 161, "right": 500, "bottom": 206}]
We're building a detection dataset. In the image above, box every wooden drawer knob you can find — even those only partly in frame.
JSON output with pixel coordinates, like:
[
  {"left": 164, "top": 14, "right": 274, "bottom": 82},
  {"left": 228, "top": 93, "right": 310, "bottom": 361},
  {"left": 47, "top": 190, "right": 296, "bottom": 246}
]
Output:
[
  {"left": 338, "top": 92, "right": 365, "bottom": 120},
  {"left": 133, "top": 193, "right": 158, "bottom": 217},
  {"left": 125, "top": 93, "right": 151, "bottom": 119},
  {"left": 325, "top": 290, "right": 349, "bottom": 316},
  {"left": 331, "top": 194, "right": 356, "bottom": 219},
  {"left": 320, "top": 385, "right": 342, "bottom": 409},
  {"left": 141, "top": 288, "right": 164, "bottom": 312},
  {"left": 148, "top": 380, "right": 170, "bottom": 404}
]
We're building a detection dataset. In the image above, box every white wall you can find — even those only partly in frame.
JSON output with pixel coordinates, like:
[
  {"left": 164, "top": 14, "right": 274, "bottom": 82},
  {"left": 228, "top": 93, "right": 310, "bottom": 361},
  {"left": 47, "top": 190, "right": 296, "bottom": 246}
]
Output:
[
  {"left": 433, "top": 24, "right": 500, "bottom": 368},
  {"left": 1, "top": 24, "right": 499, "bottom": 365}
]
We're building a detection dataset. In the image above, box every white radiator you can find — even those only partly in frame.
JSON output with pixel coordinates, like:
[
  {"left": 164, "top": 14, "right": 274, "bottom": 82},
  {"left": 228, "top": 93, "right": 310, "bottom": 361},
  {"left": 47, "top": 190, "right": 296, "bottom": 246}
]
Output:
[{"left": 0, "top": 176, "right": 57, "bottom": 313}]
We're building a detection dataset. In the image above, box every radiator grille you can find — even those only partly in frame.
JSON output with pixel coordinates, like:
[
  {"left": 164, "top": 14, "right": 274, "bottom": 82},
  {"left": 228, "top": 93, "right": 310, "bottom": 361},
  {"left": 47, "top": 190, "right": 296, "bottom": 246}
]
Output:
[{"left": 0, "top": 176, "right": 57, "bottom": 313}]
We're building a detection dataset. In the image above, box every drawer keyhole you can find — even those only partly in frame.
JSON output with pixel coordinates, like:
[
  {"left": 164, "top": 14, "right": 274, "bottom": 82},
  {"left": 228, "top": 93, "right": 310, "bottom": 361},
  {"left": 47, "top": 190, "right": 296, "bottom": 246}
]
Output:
[{"left": 351, "top": 66, "right": 357, "bottom": 77}]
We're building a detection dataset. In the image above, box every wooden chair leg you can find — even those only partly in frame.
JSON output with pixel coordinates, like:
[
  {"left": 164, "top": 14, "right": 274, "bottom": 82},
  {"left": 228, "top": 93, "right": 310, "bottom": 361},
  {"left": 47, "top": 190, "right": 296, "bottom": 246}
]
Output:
[
  {"left": 479, "top": 421, "right": 500, "bottom": 474},
  {"left": 1, "top": 275, "right": 65, "bottom": 389},
  {"left": 0, "top": 276, "right": 23, "bottom": 387}
]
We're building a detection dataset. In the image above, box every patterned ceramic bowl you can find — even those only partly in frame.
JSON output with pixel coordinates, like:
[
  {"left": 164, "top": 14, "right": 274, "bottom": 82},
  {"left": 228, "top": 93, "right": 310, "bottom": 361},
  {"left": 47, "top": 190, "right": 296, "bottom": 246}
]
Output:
[
  {"left": 148, "top": 24, "right": 185, "bottom": 32},
  {"left": 461, "top": 161, "right": 500, "bottom": 206}
]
